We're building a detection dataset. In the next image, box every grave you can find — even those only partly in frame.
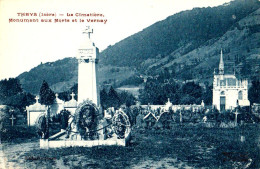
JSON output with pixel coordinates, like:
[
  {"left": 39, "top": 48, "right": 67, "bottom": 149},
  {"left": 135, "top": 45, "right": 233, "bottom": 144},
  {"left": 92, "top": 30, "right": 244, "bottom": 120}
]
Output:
[
  {"left": 143, "top": 112, "right": 158, "bottom": 128},
  {"left": 49, "top": 93, "right": 64, "bottom": 117},
  {"left": 26, "top": 96, "right": 48, "bottom": 126},
  {"left": 37, "top": 26, "right": 131, "bottom": 148}
]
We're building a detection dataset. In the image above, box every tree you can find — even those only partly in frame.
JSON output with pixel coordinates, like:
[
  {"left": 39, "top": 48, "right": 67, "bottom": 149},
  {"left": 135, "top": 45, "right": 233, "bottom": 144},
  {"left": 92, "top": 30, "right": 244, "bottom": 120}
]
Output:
[
  {"left": 249, "top": 79, "right": 260, "bottom": 104},
  {"left": 107, "top": 86, "right": 120, "bottom": 108},
  {"left": 100, "top": 88, "right": 109, "bottom": 109},
  {"left": 39, "top": 80, "right": 55, "bottom": 139},
  {"left": 240, "top": 62, "right": 252, "bottom": 78},
  {"left": 139, "top": 82, "right": 158, "bottom": 105},
  {"left": 0, "top": 78, "right": 35, "bottom": 109},
  {"left": 181, "top": 82, "right": 203, "bottom": 104},
  {"left": 58, "top": 83, "right": 78, "bottom": 102},
  {"left": 0, "top": 78, "right": 22, "bottom": 98},
  {"left": 4, "top": 92, "right": 35, "bottom": 110},
  {"left": 39, "top": 80, "right": 55, "bottom": 105},
  {"left": 202, "top": 84, "right": 213, "bottom": 105},
  {"left": 118, "top": 91, "right": 136, "bottom": 107},
  {"left": 0, "top": 106, "right": 8, "bottom": 142},
  {"left": 158, "top": 68, "right": 171, "bottom": 82}
]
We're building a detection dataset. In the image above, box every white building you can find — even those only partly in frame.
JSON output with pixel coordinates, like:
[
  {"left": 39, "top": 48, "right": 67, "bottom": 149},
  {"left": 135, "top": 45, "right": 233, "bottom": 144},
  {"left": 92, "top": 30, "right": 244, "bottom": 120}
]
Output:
[{"left": 212, "top": 50, "right": 250, "bottom": 111}]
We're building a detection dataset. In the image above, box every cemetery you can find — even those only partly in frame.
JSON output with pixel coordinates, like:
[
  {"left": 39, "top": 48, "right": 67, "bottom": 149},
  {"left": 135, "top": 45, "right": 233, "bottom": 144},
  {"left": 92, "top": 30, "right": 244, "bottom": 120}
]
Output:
[
  {"left": 0, "top": 26, "right": 260, "bottom": 168},
  {"left": 26, "top": 26, "right": 132, "bottom": 149}
]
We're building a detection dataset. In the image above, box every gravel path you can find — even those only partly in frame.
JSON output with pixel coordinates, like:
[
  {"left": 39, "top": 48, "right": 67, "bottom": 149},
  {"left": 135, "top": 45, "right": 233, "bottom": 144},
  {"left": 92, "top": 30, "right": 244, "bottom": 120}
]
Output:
[{"left": 0, "top": 141, "right": 39, "bottom": 169}]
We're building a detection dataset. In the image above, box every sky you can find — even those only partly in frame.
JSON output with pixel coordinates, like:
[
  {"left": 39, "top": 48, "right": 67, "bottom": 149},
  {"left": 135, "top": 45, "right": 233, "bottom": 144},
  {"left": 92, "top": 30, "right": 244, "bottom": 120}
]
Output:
[{"left": 0, "top": 0, "right": 232, "bottom": 80}]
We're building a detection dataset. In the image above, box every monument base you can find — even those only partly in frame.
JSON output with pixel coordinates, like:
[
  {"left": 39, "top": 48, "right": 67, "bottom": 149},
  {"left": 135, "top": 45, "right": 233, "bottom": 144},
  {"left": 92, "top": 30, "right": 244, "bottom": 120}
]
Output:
[
  {"left": 39, "top": 101, "right": 132, "bottom": 149},
  {"left": 40, "top": 129, "right": 131, "bottom": 149}
]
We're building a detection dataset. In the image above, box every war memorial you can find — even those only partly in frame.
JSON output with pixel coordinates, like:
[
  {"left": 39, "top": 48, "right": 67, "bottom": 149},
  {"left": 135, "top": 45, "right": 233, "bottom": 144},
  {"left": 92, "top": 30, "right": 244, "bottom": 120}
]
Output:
[{"left": 26, "top": 27, "right": 131, "bottom": 148}]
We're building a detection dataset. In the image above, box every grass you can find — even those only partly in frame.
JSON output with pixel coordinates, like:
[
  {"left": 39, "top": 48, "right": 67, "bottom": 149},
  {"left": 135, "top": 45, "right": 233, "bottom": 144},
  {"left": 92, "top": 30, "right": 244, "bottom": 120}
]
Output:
[
  {"left": 0, "top": 124, "right": 60, "bottom": 143},
  {"left": 3, "top": 124, "right": 260, "bottom": 168},
  {"left": 0, "top": 126, "right": 38, "bottom": 143}
]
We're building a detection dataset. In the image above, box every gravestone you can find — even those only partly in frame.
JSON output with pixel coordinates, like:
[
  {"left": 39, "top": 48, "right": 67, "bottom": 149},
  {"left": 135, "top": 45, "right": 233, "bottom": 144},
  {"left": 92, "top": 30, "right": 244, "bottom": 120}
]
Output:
[
  {"left": 26, "top": 96, "right": 48, "bottom": 126},
  {"left": 9, "top": 114, "right": 16, "bottom": 127},
  {"left": 143, "top": 112, "right": 157, "bottom": 128},
  {"left": 63, "top": 92, "right": 78, "bottom": 115},
  {"left": 50, "top": 93, "right": 64, "bottom": 117},
  {"left": 157, "top": 111, "right": 172, "bottom": 129}
]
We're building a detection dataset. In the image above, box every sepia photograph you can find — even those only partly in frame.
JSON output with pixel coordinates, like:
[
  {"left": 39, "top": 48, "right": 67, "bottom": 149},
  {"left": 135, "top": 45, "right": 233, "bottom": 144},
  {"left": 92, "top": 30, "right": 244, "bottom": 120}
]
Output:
[{"left": 0, "top": 0, "right": 260, "bottom": 168}]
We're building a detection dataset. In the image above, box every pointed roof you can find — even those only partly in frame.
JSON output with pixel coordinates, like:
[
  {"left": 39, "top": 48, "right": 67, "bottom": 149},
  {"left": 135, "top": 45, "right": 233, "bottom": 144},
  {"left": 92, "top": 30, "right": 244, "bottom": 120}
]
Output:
[
  {"left": 143, "top": 112, "right": 158, "bottom": 121},
  {"left": 219, "top": 49, "right": 224, "bottom": 75}
]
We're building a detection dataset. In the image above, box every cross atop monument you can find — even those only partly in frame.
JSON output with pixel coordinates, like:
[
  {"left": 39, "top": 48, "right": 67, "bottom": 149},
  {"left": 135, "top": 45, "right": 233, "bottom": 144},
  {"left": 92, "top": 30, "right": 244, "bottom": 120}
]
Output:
[
  {"left": 9, "top": 114, "right": 16, "bottom": 127},
  {"left": 83, "top": 26, "right": 93, "bottom": 39},
  {"left": 55, "top": 93, "right": 58, "bottom": 99},
  {"left": 35, "top": 96, "right": 39, "bottom": 103},
  {"left": 70, "top": 92, "right": 75, "bottom": 100}
]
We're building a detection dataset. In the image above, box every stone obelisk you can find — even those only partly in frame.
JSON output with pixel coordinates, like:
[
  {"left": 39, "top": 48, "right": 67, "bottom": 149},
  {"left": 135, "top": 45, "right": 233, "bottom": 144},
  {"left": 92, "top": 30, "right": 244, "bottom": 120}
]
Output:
[{"left": 77, "top": 26, "right": 100, "bottom": 106}]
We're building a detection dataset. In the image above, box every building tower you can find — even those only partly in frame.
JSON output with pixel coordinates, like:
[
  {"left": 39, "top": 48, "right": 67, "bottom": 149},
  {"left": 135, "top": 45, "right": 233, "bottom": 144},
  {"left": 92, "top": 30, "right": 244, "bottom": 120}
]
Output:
[
  {"left": 77, "top": 26, "right": 100, "bottom": 106},
  {"left": 219, "top": 49, "right": 224, "bottom": 75}
]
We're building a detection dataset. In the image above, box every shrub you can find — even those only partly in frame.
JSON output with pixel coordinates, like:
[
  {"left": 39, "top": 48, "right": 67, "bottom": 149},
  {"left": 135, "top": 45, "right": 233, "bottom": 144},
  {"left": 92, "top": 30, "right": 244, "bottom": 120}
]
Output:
[{"left": 0, "top": 126, "right": 38, "bottom": 142}]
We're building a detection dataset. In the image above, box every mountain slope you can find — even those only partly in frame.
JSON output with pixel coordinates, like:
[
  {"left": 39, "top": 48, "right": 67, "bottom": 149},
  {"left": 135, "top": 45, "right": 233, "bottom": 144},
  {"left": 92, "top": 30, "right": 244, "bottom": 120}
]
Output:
[
  {"left": 100, "top": 0, "right": 260, "bottom": 68},
  {"left": 18, "top": 58, "right": 78, "bottom": 94},
  {"left": 17, "top": 0, "right": 260, "bottom": 94},
  {"left": 18, "top": 58, "right": 135, "bottom": 95},
  {"left": 154, "top": 7, "right": 260, "bottom": 81}
]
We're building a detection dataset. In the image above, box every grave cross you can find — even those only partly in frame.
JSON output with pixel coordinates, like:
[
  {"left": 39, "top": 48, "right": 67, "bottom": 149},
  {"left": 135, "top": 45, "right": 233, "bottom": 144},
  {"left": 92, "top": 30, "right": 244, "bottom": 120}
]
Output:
[
  {"left": 70, "top": 92, "right": 75, "bottom": 100},
  {"left": 9, "top": 114, "right": 16, "bottom": 127},
  {"left": 83, "top": 26, "right": 93, "bottom": 39},
  {"left": 180, "top": 111, "right": 183, "bottom": 123},
  {"left": 35, "top": 96, "right": 39, "bottom": 103}
]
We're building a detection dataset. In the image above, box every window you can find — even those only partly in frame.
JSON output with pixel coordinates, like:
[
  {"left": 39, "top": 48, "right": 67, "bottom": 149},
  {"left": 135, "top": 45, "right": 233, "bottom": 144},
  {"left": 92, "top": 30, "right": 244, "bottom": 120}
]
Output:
[
  {"left": 238, "top": 91, "right": 243, "bottom": 100},
  {"left": 227, "top": 78, "right": 236, "bottom": 86}
]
